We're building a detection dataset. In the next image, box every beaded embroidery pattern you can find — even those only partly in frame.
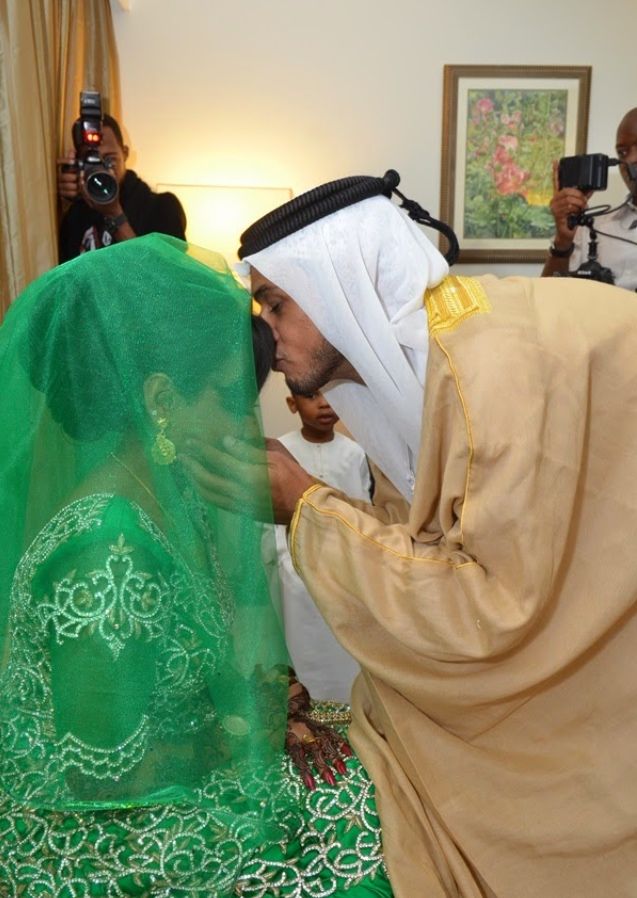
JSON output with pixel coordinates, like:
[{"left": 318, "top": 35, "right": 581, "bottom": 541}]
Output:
[
  {"left": 0, "top": 494, "right": 234, "bottom": 804},
  {"left": 0, "top": 495, "right": 386, "bottom": 896}
]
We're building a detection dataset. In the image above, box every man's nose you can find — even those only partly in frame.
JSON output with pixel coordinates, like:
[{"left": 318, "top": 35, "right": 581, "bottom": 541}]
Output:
[{"left": 260, "top": 309, "right": 279, "bottom": 339}]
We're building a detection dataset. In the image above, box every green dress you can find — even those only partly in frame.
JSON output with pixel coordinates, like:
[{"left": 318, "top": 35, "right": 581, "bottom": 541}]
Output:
[{"left": 0, "top": 494, "right": 391, "bottom": 897}]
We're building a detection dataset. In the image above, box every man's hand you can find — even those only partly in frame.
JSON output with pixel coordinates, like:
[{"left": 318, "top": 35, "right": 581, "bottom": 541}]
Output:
[
  {"left": 180, "top": 436, "right": 317, "bottom": 524},
  {"left": 180, "top": 436, "right": 272, "bottom": 519},
  {"left": 76, "top": 171, "right": 124, "bottom": 219},
  {"left": 57, "top": 149, "right": 127, "bottom": 223},
  {"left": 266, "top": 438, "right": 317, "bottom": 525},
  {"left": 549, "top": 159, "right": 592, "bottom": 248},
  {"left": 57, "top": 150, "right": 80, "bottom": 201},
  {"left": 541, "top": 160, "right": 595, "bottom": 277}
]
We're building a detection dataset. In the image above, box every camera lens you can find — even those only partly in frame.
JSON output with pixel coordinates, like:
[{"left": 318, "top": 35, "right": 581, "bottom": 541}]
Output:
[{"left": 85, "top": 170, "right": 118, "bottom": 204}]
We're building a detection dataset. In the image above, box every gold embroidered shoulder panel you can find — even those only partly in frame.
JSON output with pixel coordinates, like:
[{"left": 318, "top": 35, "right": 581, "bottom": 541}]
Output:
[{"left": 425, "top": 275, "right": 491, "bottom": 335}]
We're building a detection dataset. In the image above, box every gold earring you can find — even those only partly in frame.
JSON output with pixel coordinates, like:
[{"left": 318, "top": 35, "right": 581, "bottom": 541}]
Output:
[{"left": 151, "top": 415, "right": 176, "bottom": 466}]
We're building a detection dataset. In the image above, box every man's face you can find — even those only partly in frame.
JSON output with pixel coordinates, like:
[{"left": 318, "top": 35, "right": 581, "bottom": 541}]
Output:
[
  {"left": 251, "top": 269, "right": 361, "bottom": 396},
  {"left": 615, "top": 112, "right": 637, "bottom": 200},
  {"left": 100, "top": 126, "right": 129, "bottom": 185}
]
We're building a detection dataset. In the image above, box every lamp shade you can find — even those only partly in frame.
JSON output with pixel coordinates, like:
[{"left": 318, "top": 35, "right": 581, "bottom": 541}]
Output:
[{"left": 156, "top": 183, "right": 292, "bottom": 264}]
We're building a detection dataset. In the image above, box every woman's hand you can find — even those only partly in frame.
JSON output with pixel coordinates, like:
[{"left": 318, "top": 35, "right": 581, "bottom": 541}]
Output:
[{"left": 285, "top": 673, "right": 352, "bottom": 790}]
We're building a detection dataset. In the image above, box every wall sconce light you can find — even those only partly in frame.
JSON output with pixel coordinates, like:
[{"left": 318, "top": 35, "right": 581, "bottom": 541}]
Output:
[{"left": 156, "top": 183, "right": 292, "bottom": 264}]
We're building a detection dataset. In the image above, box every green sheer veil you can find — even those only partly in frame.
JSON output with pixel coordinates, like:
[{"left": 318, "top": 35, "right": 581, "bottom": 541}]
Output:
[{"left": 0, "top": 234, "right": 291, "bottom": 830}]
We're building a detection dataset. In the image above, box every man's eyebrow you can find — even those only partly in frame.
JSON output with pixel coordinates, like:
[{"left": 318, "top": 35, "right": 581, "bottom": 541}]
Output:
[{"left": 253, "top": 284, "right": 277, "bottom": 300}]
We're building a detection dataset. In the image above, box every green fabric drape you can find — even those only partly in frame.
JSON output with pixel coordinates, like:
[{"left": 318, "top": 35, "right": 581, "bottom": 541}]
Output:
[
  {"left": 0, "top": 235, "right": 289, "bottom": 813},
  {"left": 0, "top": 233, "right": 392, "bottom": 897}
]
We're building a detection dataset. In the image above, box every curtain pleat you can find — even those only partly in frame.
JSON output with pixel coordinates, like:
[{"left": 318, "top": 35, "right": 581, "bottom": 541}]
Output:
[
  {"left": 0, "top": 0, "right": 121, "bottom": 317},
  {"left": 58, "top": 0, "right": 121, "bottom": 159}
]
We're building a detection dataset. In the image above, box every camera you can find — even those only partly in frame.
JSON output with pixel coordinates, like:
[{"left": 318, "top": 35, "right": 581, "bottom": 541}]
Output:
[
  {"left": 64, "top": 90, "right": 118, "bottom": 205},
  {"left": 556, "top": 259, "right": 615, "bottom": 285},
  {"left": 553, "top": 209, "right": 615, "bottom": 284},
  {"left": 558, "top": 153, "right": 620, "bottom": 192}
]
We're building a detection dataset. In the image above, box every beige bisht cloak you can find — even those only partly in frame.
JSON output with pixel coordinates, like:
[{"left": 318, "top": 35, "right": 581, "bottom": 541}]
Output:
[{"left": 289, "top": 273, "right": 637, "bottom": 898}]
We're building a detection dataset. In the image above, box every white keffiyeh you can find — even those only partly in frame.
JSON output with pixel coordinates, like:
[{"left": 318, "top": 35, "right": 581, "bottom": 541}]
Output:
[{"left": 241, "top": 196, "right": 449, "bottom": 501}]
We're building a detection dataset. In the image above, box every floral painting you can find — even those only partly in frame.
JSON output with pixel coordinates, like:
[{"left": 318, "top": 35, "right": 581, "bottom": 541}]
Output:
[
  {"left": 464, "top": 89, "right": 566, "bottom": 239},
  {"left": 440, "top": 66, "right": 591, "bottom": 263}
]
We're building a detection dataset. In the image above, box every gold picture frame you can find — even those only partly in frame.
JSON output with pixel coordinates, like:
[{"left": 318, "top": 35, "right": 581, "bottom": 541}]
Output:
[{"left": 440, "top": 64, "right": 591, "bottom": 263}]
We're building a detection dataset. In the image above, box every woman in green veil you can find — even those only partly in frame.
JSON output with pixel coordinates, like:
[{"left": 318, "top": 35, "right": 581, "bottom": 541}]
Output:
[{"left": 0, "top": 234, "right": 392, "bottom": 897}]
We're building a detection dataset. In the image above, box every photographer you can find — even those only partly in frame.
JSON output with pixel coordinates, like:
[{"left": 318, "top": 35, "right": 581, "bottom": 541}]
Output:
[
  {"left": 541, "top": 107, "right": 637, "bottom": 289},
  {"left": 58, "top": 114, "right": 186, "bottom": 262}
]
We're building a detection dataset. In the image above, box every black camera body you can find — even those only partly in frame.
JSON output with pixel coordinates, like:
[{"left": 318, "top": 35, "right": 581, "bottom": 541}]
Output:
[
  {"left": 555, "top": 259, "right": 615, "bottom": 285},
  {"left": 558, "top": 153, "right": 619, "bottom": 192},
  {"left": 553, "top": 209, "right": 616, "bottom": 285},
  {"left": 67, "top": 90, "right": 119, "bottom": 205}
]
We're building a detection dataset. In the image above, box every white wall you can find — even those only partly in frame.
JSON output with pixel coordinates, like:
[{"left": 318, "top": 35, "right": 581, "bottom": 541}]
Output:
[{"left": 111, "top": 0, "right": 635, "bottom": 434}]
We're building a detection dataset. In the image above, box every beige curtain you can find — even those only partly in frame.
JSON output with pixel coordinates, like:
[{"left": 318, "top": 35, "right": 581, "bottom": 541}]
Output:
[
  {"left": 57, "top": 0, "right": 121, "bottom": 160},
  {"left": 0, "top": 0, "right": 120, "bottom": 318}
]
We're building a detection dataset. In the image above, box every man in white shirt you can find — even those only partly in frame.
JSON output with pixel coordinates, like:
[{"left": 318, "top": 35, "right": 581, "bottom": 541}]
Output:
[
  {"left": 542, "top": 106, "right": 637, "bottom": 289},
  {"left": 276, "top": 389, "right": 371, "bottom": 702}
]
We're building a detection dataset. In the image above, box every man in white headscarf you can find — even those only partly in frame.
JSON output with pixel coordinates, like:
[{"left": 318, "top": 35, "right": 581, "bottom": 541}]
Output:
[{"left": 186, "top": 172, "right": 637, "bottom": 898}]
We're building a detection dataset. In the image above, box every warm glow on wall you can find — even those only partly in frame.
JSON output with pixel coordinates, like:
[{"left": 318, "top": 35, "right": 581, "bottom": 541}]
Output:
[{"left": 156, "top": 183, "right": 292, "bottom": 264}]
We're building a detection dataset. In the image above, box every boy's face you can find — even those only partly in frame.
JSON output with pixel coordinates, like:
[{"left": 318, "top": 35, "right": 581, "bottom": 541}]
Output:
[{"left": 288, "top": 390, "right": 339, "bottom": 435}]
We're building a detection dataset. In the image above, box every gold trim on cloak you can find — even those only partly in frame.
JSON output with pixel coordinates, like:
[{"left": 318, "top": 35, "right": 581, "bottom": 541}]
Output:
[{"left": 424, "top": 275, "right": 491, "bottom": 335}]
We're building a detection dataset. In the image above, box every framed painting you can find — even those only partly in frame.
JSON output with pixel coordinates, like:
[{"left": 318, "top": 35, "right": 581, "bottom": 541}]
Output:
[{"left": 440, "top": 64, "right": 591, "bottom": 263}]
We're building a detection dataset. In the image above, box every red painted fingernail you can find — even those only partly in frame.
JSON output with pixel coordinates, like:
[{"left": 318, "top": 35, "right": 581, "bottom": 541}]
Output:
[
  {"left": 322, "top": 769, "right": 336, "bottom": 786},
  {"left": 335, "top": 759, "right": 347, "bottom": 775},
  {"left": 303, "top": 773, "right": 316, "bottom": 791}
]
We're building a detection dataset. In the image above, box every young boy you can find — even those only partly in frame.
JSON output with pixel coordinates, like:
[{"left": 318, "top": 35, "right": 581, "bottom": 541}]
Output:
[{"left": 276, "top": 390, "right": 371, "bottom": 702}]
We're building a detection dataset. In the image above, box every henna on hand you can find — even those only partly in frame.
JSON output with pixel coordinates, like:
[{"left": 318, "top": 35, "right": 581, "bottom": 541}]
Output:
[{"left": 285, "top": 670, "right": 352, "bottom": 789}]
